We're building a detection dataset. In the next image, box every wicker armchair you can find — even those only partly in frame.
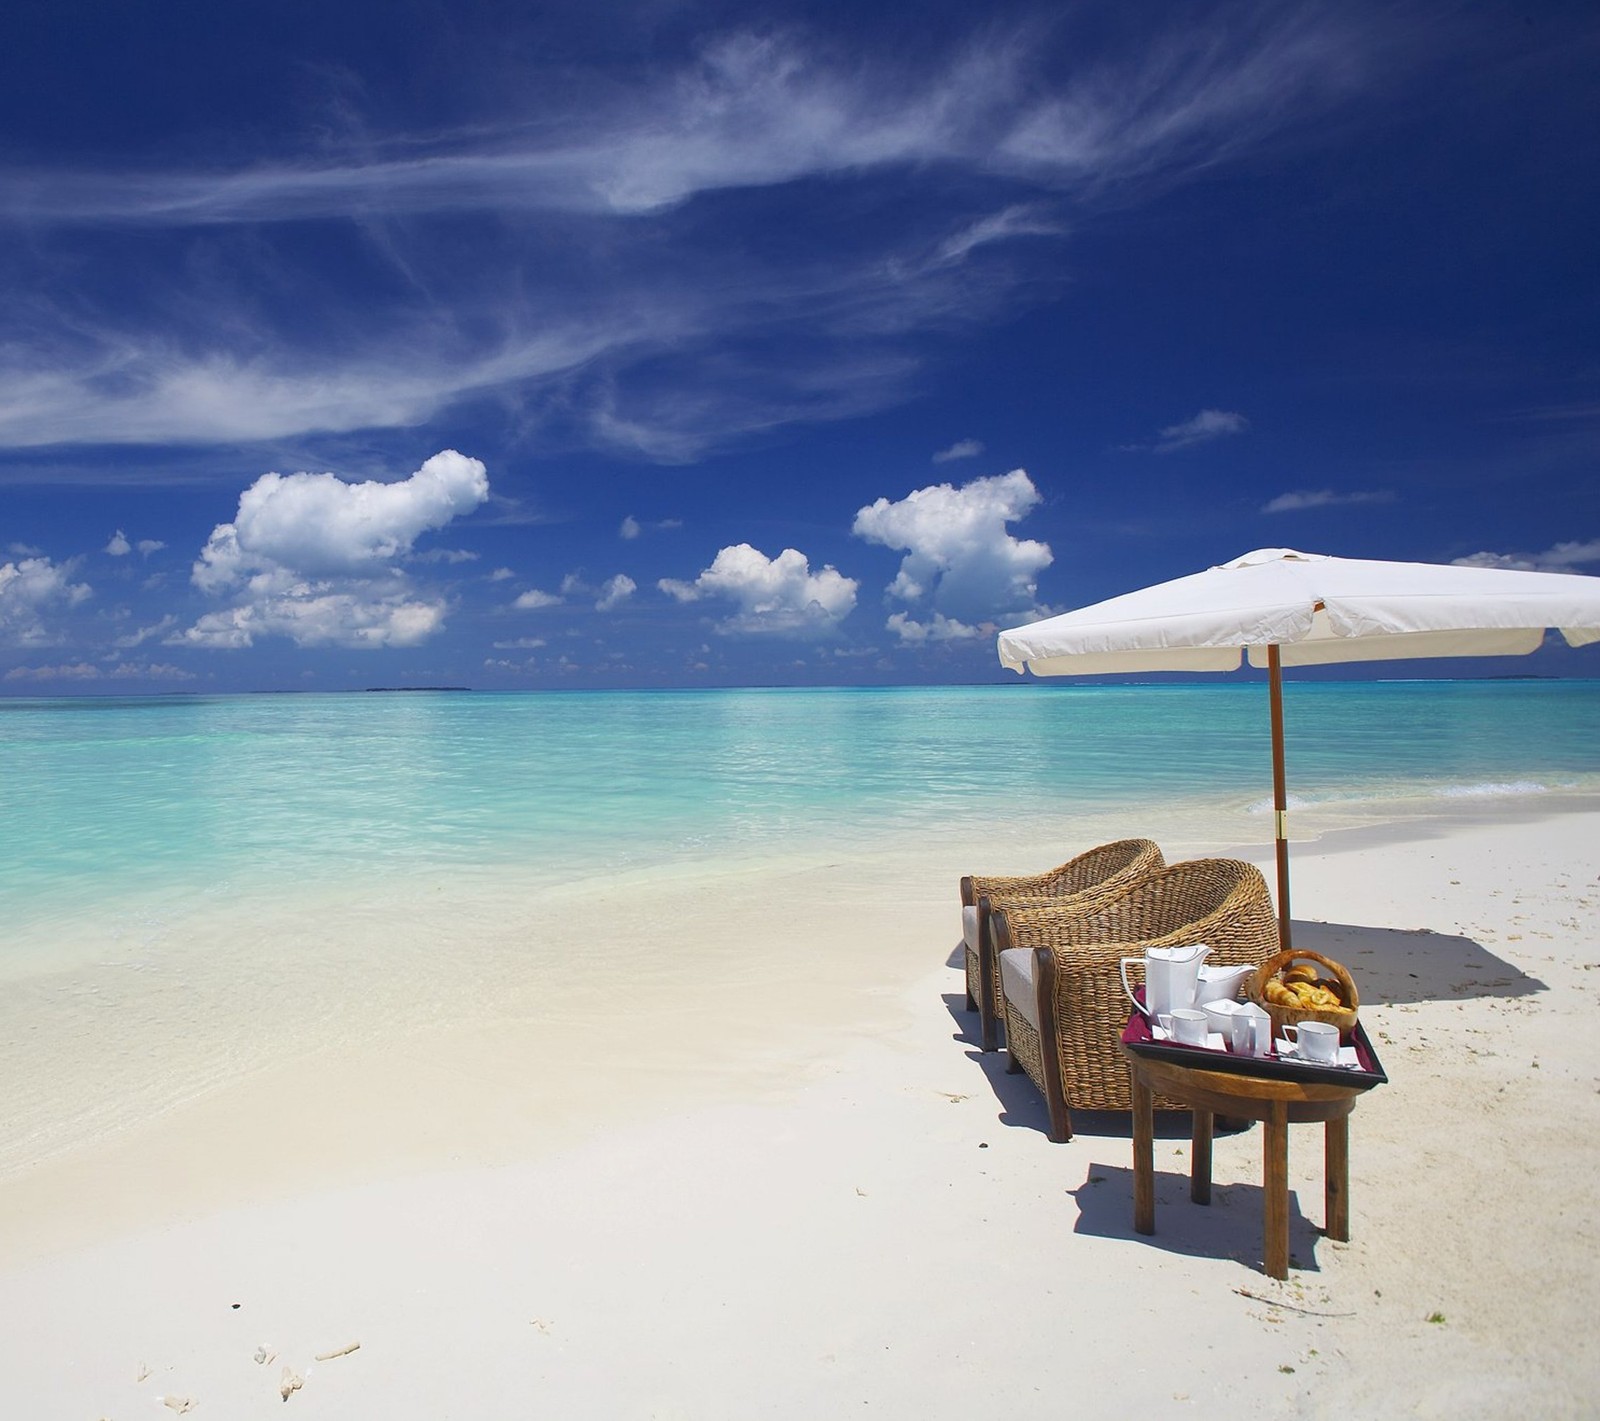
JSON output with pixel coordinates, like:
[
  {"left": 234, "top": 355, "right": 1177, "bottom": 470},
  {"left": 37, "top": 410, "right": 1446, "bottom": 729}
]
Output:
[
  {"left": 960, "top": 839, "right": 1164, "bottom": 1052},
  {"left": 992, "top": 858, "right": 1279, "bottom": 1142}
]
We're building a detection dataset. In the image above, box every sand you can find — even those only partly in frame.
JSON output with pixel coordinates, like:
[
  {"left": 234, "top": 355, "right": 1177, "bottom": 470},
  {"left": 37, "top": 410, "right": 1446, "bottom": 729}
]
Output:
[{"left": 0, "top": 805, "right": 1597, "bottom": 1418}]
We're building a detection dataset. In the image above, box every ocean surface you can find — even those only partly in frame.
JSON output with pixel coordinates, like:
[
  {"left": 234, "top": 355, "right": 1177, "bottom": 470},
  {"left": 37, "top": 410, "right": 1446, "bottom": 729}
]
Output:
[
  {"left": 2, "top": 680, "right": 1598, "bottom": 1177},
  {"left": 5, "top": 680, "right": 1600, "bottom": 941}
]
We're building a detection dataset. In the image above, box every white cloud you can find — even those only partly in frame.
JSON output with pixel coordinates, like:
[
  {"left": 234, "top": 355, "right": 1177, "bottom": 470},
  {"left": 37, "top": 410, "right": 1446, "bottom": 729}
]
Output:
[
  {"left": 1452, "top": 539, "right": 1600, "bottom": 572},
  {"left": 596, "top": 574, "right": 636, "bottom": 612},
  {"left": 886, "top": 611, "right": 983, "bottom": 644},
  {"left": 513, "top": 588, "right": 562, "bottom": 610},
  {"left": 106, "top": 529, "right": 132, "bottom": 556},
  {"left": 0, "top": 14, "right": 1382, "bottom": 456},
  {"left": 0, "top": 555, "right": 92, "bottom": 647},
  {"left": 659, "top": 543, "right": 857, "bottom": 636},
  {"left": 1262, "top": 488, "right": 1395, "bottom": 514},
  {"left": 492, "top": 637, "right": 547, "bottom": 650},
  {"left": 620, "top": 515, "right": 642, "bottom": 540},
  {"left": 932, "top": 438, "right": 985, "bottom": 464},
  {"left": 489, "top": 567, "right": 515, "bottom": 581},
  {"left": 114, "top": 615, "right": 178, "bottom": 649},
  {"left": 852, "top": 468, "right": 1051, "bottom": 625},
  {"left": 180, "top": 450, "right": 489, "bottom": 649},
  {"left": 3, "top": 660, "right": 194, "bottom": 683},
  {"left": 136, "top": 538, "right": 166, "bottom": 556},
  {"left": 195, "top": 448, "right": 488, "bottom": 583},
  {"left": 1149, "top": 409, "right": 1249, "bottom": 454}
]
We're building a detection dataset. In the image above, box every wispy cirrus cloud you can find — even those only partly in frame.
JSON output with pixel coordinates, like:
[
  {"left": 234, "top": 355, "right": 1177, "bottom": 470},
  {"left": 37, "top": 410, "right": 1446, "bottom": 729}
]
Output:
[
  {"left": 1122, "top": 408, "right": 1250, "bottom": 454},
  {"left": 1261, "top": 488, "right": 1396, "bottom": 514},
  {"left": 0, "top": 12, "right": 1391, "bottom": 460}
]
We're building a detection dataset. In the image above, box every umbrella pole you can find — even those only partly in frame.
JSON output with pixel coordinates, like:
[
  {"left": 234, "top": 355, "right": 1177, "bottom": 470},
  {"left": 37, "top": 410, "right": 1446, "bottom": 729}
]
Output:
[{"left": 1268, "top": 645, "right": 1292, "bottom": 949}]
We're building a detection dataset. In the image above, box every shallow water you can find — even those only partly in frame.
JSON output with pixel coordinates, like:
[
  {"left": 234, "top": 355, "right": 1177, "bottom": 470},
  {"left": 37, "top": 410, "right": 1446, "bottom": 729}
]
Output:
[
  {"left": 1, "top": 681, "right": 1596, "bottom": 1176},
  {"left": 5, "top": 681, "right": 1598, "bottom": 927}
]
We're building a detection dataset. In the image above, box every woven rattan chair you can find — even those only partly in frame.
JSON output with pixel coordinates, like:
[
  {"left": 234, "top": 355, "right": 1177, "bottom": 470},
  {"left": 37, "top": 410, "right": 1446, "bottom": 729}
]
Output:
[
  {"left": 960, "top": 839, "right": 1164, "bottom": 1053},
  {"left": 992, "top": 858, "right": 1279, "bottom": 1142}
]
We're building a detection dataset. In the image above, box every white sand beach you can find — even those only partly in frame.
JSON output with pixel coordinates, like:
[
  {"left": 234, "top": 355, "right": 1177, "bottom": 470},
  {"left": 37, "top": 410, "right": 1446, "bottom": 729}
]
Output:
[{"left": 1, "top": 806, "right": 1597, "bottom": 1418}]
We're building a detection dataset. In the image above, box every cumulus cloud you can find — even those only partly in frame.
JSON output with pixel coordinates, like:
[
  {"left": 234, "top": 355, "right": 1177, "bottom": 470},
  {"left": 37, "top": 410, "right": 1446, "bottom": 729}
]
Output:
[
  {"left": 0, "top": 555, "right": 92, "bottom": 646},
  {"left": 179, "top": 450, "right": 489, "bottom": 649},
  {"left": 1452, "top": 539, "right": 1600, "bottom": 572},
  {"left": 3, "top": 660, "right": 193, "bottom": 683},
  {"left": 513, "top": 588, "right": 561, "bottom": 609},
  {"left": 932, "top": 438, "right": 985, "bottom": 464},
  {"left": 108, "top": 529, "right": 166, "bottom": 556},
  {"left": 659, "top": 543, "right": 857, "bottom": 635},
  {"left": 852, "top": 468, "right": 1051, "bottom": 635},
  {"left": 596, "top": 573, "right": 636, "bottom": 612},
  {"left": 620, "top": 515, "right": 642, "bottom": 540},
  {"left": 1262, "top": 488, "right": 1395, "bottom": 514},
  {"left": 885, "top": 611, "right": 983, "bottom": 643}
]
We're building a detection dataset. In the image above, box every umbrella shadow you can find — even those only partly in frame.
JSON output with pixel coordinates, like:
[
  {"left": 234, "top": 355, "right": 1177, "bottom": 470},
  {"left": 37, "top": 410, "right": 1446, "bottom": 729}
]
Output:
[
  {"left": 1069, "top": 1162, "right": 1331, "bottom": 1274},
  {"left": 1288, "top": 918, "right": 1546, "bottom": 1004}
]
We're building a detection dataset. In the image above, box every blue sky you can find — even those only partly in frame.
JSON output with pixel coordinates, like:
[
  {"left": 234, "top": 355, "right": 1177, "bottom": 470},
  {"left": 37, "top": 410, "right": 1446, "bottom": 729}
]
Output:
[{"left": 1, "top": 0, "right": 1596, "bottom": 691}]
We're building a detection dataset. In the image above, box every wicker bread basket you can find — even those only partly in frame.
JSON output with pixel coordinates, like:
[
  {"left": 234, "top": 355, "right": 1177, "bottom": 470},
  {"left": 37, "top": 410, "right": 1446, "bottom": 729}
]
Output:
[{"left": 1247, "top": 949, "right": 1359, "bottom": 1037}]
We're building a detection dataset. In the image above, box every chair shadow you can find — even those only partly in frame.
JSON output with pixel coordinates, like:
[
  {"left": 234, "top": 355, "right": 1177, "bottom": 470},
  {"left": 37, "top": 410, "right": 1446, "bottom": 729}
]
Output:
[
  {"left": 1070, "top": 1162, "right": 1330, "bottom": 1274},
  {"left": 1288, "top": 918, "right": 1546, "bottom": 1004},
  {"left": 940, "top": 992, "right": 1223, "bottom": 1141}
]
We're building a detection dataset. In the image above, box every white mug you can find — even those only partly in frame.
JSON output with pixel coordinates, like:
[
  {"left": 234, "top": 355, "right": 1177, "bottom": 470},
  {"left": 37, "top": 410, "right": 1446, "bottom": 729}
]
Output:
[
  {"left": 1283, "top": 1020, "right": 1341, "bottom": 1063},
  {"left": 1162, "top": 1007, "right": 1209, "bottom": 1047}
]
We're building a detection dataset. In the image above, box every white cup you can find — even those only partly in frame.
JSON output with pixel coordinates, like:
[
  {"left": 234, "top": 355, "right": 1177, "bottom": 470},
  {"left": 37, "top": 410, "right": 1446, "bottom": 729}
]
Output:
[
  {"left": 1165, "top": 1007, "right": 1209, "bottom": 1047},
  {"left": 1283, "top": 1020, "right": 1341, "bottom": 1063}
]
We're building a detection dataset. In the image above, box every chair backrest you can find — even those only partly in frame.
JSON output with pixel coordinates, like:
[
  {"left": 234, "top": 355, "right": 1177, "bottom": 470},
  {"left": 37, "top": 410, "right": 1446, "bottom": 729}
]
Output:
[
  {"left": 992, "top": 858, "right": 1277, "bottom": 962},
  {"left": 963, "top": 837, "right": 1164, "bottom": 911}
]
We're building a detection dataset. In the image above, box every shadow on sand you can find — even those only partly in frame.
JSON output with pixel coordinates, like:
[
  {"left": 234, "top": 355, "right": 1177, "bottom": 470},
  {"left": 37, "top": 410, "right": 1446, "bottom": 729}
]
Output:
[{"left": 1068, "top": 1162, "right": 1331, "bottom": 1274}]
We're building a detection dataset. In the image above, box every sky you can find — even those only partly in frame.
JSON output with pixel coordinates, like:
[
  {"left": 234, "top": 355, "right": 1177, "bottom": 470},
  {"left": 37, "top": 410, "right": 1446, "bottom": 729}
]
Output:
[{"left": 1, "top": 0, "right": 1597, "bottom": 692}]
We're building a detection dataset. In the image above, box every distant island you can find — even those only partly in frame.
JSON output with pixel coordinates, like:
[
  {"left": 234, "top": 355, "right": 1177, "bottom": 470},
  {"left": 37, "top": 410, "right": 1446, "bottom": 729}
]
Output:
[{"left": 358, "top": 686, "right": 473, "bottom": 693}]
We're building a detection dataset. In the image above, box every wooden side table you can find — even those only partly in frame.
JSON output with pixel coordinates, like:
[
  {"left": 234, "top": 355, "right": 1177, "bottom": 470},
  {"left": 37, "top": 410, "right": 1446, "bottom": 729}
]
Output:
[{"left": 1121, "top": 1046, "right": 1371, "bottom": 1279}]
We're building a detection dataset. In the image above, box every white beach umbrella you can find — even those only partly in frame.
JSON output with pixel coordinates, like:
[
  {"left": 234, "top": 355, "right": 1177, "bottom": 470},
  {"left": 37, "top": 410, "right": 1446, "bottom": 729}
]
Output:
[{"left": 996, "top": 547, "right": 1600, "bottom": 946}]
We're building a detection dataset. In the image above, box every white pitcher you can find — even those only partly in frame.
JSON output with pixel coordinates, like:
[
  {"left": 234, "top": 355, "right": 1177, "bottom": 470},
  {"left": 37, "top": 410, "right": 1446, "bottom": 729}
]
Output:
[
  {"left": 1121, "top": 943, "right": 1211, "bottom": 1020},
  {"left": 1194, "top": 962, "right": 1255, "bottom": 1005}
]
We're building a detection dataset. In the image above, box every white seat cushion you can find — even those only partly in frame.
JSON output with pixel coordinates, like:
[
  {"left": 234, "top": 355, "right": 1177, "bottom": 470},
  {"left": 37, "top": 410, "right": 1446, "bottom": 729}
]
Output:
[
  {"left": 962, "top": 903, "right": 980, "bottom": 953},
  {"left": 999, "top": 947, "right": 1040, "bottom": 1032}
]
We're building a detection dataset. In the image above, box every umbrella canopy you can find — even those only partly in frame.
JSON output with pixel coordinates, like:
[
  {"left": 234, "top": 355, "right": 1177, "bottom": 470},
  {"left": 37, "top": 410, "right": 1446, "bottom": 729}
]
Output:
[{"left": 996, "top": 548, "right": 1600, "bottom": 944}]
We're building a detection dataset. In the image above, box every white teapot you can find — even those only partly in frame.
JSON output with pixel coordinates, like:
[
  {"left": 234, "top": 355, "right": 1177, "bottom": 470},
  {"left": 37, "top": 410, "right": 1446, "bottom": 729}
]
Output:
[{"left": 1120, "top": 943, "right": 1211, "bottom": 1020}]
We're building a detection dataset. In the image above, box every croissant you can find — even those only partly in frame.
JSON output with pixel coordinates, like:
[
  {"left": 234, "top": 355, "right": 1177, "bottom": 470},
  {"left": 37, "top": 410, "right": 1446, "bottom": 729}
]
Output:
[{"left": 1283, "top": 964, "right": 1318, "bottom": 985}]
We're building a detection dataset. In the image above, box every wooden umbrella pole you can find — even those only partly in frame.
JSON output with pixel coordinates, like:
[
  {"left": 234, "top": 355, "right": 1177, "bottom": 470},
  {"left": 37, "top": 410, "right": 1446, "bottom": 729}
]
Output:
[{"left": 1267, "top": 645, "right": 1292, "bottom": 948}]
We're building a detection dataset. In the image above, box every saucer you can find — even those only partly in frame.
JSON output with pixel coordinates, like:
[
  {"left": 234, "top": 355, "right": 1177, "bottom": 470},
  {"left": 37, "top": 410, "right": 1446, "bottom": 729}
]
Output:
[{"left": 1275, "top": 1039, "right": 1360, "bottom": 1068}]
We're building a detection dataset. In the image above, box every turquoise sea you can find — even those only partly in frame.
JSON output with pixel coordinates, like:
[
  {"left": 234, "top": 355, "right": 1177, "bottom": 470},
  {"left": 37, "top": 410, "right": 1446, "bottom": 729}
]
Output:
[
  {"left": 2, "top": 679, "right": 1598, "bottom": 1178},
  {"left": 5, "top": 680, "right": 1600, "bottom": 938}
]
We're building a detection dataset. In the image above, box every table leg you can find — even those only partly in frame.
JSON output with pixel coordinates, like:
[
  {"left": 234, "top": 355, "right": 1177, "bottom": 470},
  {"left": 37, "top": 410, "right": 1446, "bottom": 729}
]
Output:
[
  {"left": 1132, "top": 1068, "right": 1155, "bottom": 1236},
  {"left": 1325, "top": 1114, "right": 1350, "bottom": 1242},
  {"left": 1263, "top": 1102, "right": 1289, "bottom": 1279},
  {"left": 1191, "top": 1109, "right": 1213, "bottom": 1205}
]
